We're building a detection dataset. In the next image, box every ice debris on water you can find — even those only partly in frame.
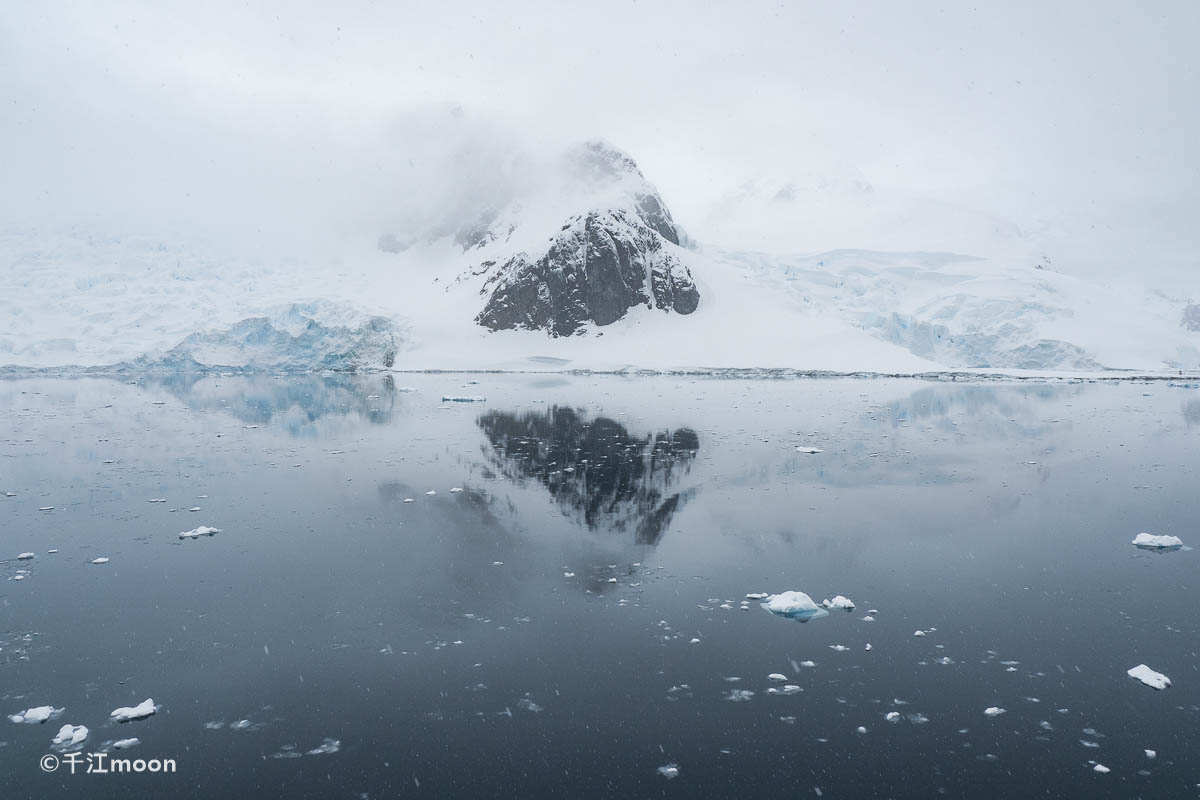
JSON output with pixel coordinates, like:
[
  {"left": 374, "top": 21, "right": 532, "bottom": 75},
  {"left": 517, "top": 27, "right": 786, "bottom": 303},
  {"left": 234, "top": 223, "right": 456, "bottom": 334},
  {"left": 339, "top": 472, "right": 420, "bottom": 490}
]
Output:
[
  {"left": 441, "top": 395, "right": 486, "bottom": 403},
  {"left": 984, "top": 707, "right": 1006, "bottom": 717},
  {"left": 179, "top": 526, "right": 221, "bottom": 540},
  {"left": 17, "top": 552, "right": 34, "bottom": 560},
  {"left": 768, "top": 673, "right": 788, "bottom": 682},
  {"left": 112, "top": 738, "right": 140, "bottom": 750},
  {"left": 656, "top": 763, "right": 679, "bottom": 779},
  {"left": 9, "top": 706, "right": 64, "bottom": 724},
  {"left": 90, "top": 557, "right": 110, "bottom": 565},
  {"left": 1131, "top": 532, "right": 1183, "bottom": 549},
  {"left": 745, "top": 592, "right": 768, "bottom": 600},
  {"left": 795, "top": 446, "right": 824, "bottom": 454},
  {"left": 1127, "top": 664, "right": 1171, "bottom": 690},
  {"left": 725, "top": 689, "right": 755, "bottom": 702},
  {"left": 822, "top": 595, "right": 855, "bottom": 611},
  {"left": 111, "top": 698, "right": 157, "bottom": 723},
  {"left": 1093, "top": 764, "right": 1110, "bottom": 774}
]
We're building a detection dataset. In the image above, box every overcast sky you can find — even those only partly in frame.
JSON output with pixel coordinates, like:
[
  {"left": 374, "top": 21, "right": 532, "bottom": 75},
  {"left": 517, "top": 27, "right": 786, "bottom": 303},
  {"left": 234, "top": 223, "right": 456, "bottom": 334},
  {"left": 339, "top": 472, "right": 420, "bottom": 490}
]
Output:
[{"left": 3, "top": 1, "right": 1197, "bottom": 289}]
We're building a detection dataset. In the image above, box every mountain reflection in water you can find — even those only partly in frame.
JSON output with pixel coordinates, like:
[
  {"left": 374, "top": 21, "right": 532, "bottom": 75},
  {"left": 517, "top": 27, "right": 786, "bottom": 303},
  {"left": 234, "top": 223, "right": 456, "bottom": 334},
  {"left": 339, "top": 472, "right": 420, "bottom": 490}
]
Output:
[{"left": 478, "top": 406, "right": 699, "bottom": 545}]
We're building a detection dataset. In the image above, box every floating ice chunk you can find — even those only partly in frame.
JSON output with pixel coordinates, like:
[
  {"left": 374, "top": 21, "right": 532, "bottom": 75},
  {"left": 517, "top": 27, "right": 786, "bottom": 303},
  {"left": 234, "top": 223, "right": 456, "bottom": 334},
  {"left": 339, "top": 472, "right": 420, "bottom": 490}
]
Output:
[
  {"left": 913, "top": 630, "right": 926, "bottom": 637},
  {"left": 9, "top": 706, "right": 64, "bottom": 724},
  {"left": 865, "top": 643, "right": 873, "bottom": 651},
  {"left": 112, "top": 737, "right": 140, "bottom": 750},
  {"left": 441, "top": 395, "right": 486, "bottom": 403},
  {"left": 725, "top": 689, "right": 755, "bottom": 702},
  {"left": 39, "top": 506, "right": 54, "bottom": 512},
  {"left": 1131, "top": 532, "right": 1183, "bottom": 550},
  {"left": 403, "top": 498, "right": 414, "bottom": 503},
  {"left": 148, "top": 498, "right": 167, "bottom": 503},
  {"left": 306, "top": 738, "right": 341, "bottom": 755},
  {"left": 1127, "top": 664, "right": 1171, "bottom": 690},
  {"left": 449, "top": 487, "right": 464, "bottom": 493},
  {"left": 656, "top": 763, "right": 679, "bottom": 779},
  {"left": 110, "top": 698, "right": 157, "bottom": 723},
  {"left": 17, "top": 552, "right": 34, "bottom": 560},
  {"left": 984, "top": 707, "right": 1006, "bottom": 717},
  {"left": 795, "top": 446, "right": 823, "bottom": 454},
  {"left": 1144, "top": 749, "right": 1156, "bottom": 759},
  {"left": 188, "top": 506, "right": 202, "bottom": 512},
  {"left": 48, "top": 549, "right": 57, "bottom": 553},
  {"left": 51, "top": 724, "right": 88, "bottom": 748},
  {"left": 768, "top": 673, "right": 788, "bottom": 682},
  {"left": 745, "top": 592, "right": 769, "bottom": 600},
  {"left": 799, "top": 660, "right": 816, "bottom": 668},
  {"left": 90, "top": 557, "right": 110, "bottom": 564},
  {"left": 179, "top": 526, "right": 221, "bottom": 540},
  {"left": 766, "top": 685, "right": 802, "bottom": 696},
  {"left": 861, "top": 615, "right": 876, "bottom": 622},
  {"left": 830, "top": 645, "right": 849, "bottom": 652},
  {"left": 425, "top": 490, "right": 436, "bottom": 496},
  {"left": 761, "top": 591, "right": 828, "bottom": 621},
  {"left": 1093, "top": 764, "right": 1109, "bottom": 774},
  {"left": 856, "top": 726, "right": 867, "bottom": 734},
  {"left": 885, "top": 712, "right": 901, "bottom": 722},
  {"left": 689, "top": 638, "right": 700, "bottom": 644},
  {"left": 822, "top": 595, "right": 855, "bottom": 611}
]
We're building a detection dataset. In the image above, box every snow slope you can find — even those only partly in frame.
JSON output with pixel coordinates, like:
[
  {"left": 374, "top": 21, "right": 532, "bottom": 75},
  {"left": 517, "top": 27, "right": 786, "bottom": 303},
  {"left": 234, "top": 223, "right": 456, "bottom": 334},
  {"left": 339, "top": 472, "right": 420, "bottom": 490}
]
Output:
[{"left": 2, "top": 144, "right": 1198, "bottom": 374}]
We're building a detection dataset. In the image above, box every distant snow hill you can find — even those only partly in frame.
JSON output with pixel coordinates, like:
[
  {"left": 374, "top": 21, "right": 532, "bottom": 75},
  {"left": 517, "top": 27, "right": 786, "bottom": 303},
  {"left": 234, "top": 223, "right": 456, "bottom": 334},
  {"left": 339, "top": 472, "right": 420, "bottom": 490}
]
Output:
[{"left": 2, "top": 141, "right": 1198, "bottom": 374}]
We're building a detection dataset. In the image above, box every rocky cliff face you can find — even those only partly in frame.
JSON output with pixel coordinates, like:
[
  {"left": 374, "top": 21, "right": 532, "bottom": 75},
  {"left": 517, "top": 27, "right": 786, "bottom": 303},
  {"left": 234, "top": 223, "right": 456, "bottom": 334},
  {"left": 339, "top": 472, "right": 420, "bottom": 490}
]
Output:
[{"left": 459, "top": 141, "right": 700, "bottom": 337}]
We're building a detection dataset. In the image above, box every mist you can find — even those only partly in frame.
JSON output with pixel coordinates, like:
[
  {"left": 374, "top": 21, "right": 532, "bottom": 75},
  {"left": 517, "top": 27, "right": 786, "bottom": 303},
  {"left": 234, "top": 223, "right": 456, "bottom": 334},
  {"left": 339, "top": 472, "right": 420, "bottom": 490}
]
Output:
[{"left": 3, "top": 0, "right": 1198, "bottom": 291}]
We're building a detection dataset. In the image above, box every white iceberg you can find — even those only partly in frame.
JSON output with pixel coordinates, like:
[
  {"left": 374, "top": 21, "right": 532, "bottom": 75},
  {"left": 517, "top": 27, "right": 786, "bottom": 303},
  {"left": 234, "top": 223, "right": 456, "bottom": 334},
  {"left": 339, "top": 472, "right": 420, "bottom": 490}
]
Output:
[
  {"left": 51, "top": 724, "right": 89, "bottom": 748},
  {"left": 761, "top": 591, "right": 828, "bottom": 621},
  {"left": 1127, "top": 664, "right": 1171, "bottom": 690},
  {"left": 17, "top": 552, "right": 34, "bottom": 560},
  {"left": 1131, "top": 532, "right": 1183, "bottom": 549},
  {"left": 984, "top": 707, "right": 1006, "bottom": 717},
  {"left": 8, "top": 705, "right": 64, "bottom": 724},
  {"left": 179, "top": 526, "right": 222, "bottom": 540},
  {"left": 1093, "top": 764, "right": 1109, "bottom": 774},
  {"left": 111, "top": 698, "right": 157, "bottom": 723},
  {"left": 767, "top": 673, "right": 788, "bottom": 682},
  {"left": 822, "top": 595, "right": 855, "bottom": 611}
]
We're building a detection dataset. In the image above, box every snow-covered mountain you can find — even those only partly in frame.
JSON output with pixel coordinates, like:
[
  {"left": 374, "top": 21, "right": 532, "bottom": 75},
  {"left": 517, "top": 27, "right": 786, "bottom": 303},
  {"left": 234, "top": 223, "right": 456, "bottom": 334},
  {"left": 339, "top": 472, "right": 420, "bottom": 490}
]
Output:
[{"left": 2, "top": 141, "right": 1198, "bottom": 374}]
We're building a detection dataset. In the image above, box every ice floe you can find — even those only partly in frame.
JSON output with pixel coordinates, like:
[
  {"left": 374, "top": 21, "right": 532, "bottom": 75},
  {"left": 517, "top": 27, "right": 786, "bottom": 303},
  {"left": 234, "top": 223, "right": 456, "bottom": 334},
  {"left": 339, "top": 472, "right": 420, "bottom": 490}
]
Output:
[
  {"left": 8, "top": 706, "right": 64, "bottom": 724},
  {"left": 51, "top": 724, "right": 88, "bottom": 749},
  {"left": 16, "top": 552, "right": 34, "bottom": 560},
  {"left": 1131, "top": 532, "right": 1183, "bottom": 550},
  {"left": 984, "top": 707, "right": 1006, "bottom": 717},
  {"left": 179, "top": 526, "right": 222, "bottom": 540},
  {"left": 90, "top": 557, "right": 110, "bottom": 564},
  {"left": 657, "top": 763, "right": 679, "bottom": 779},
  {"left": 725, "top": 689, "right": 755, "bottom": 702},
  {"left": 1093, "top": 764, "right": 1109, "bottom": 774},
  {"left": 441, "top": 395, "right": 486, "bottom": 403},
  {"left": 1127, "top": 664, "right": 1171, "bottom": 690},
  {"left": 767, "top": 673, "right": 788, "bottom": 682},
  {"left": 112, "top": 737, "right": 140, "bottom": 750},
  {"left": 761, "top": 591, "right": 828, "bottom": 621},
  {"left": 795, "top": 446, "right": 824, "bottom": 454},
  {"left": 822, "top": 595, "right": 855, "bottom": 611},
  {"left": 111, "top": 698, "right": 157, "bottom": 723}
]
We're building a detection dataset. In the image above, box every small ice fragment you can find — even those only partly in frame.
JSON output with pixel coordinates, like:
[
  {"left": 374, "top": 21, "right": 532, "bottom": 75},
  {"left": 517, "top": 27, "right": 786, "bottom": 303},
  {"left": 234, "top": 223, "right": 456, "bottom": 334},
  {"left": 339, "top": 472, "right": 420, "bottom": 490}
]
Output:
[
  {"left": 563, "top": 572, "right": 575, "bottom": 577},
  {"left": 724, "top": 689, "right": 755, "bottom": 702},
  {"left": 179, "top": 526, "right": 221, "bottom": 540},
  {"left": 656, "top": 763, "right": 679, "bottom": 779},
  {"left": 39, "top": 506, "right": 54, "bottom": 512},
  {"left": 745, "top": 592, "right": 768, "bottom": 600},
  {"left": 403, "top": 498, "right": 414, "bottom": 503},
  {"left": 51, "top": 724, "right": 88, "bottom": 748},
  {"left": 761, "top": 591, "right": 825, "bottom": 620},
  {"left": 1144, "top": 749, "right": 1156, "bottom": 759},
  {"left": 1093, "top": 764, "right": 1109, "bottom": 774},
  {"left": 856, "top": 726, "right": 867, "bottom": 734},
  {"left": 861, "top": 615, "right": 876, "bottom": 622},
  {"left": 8, "top": 706, "right": 64, "bottom": 724},
  {"left": 822, "top": 595, "right": 855, "bottom": 611},
  {"left": 17, "top": 552, "right": 34, "bottom": 560},
  {"left": 799, "top": 661, "right": 816, "bottom": 668},
  {"left": 1127, "top": 664, "right": 1171, "bottom": 690},
  {"left": 449, "top": 487, "right": 464, "bottom": 493},
  {"left": 112, "top": 737, "right": 140, "bottom": 749},
  {"left": 768, "top": 673, "right": 788, "bottom": 682},
  {"left": 188, "top": 506, "right": 201, "bottom": 512},
  {"left": 110, "top": 698, "right": 157, "bottom": 723},
  {"left": 984, "top": 707, "right": 1006, "bottom": 717},
  {"left": 1131, "top": 532, "right": 1183, "bottom": 549},
  {"left": 689, "top": 638, "right": 700, "bottom": 644},
  {"left": 865, "top": 643, "right": 873, "bottom": 651},
  {"left": 47, "top": 549, "right": 58, "bottom": 553},
  {"left": 913, "top": 630, "right": 926, "bottom": 637},
  {"left": 441, "top": 395, "right": 486, "bottom": 403},
  {"left": 307, "top": 738, "right": 341, "bottom": 755},
  {"left": 830, "top": 645, "right": 849, "bottom": 652},
  {"left": 885, "top": 712, "right": 901, "bottom": 722},
  {"left": 425, "top": 490, "right": 436, "bottom": 496},
  {"left": 90, "top": 557, "right": 110, "bottom": 564},
  {"left": 795, "top": 446, "right": 824, "bottom": 454}
]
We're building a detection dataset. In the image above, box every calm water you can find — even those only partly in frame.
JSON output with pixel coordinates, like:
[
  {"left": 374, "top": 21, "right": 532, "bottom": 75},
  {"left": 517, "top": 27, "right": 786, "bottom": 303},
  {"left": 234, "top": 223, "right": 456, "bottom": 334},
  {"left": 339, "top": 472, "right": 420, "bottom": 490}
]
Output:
[{"left": 1, "top": 374, "right": 1197, "bottom": 799}]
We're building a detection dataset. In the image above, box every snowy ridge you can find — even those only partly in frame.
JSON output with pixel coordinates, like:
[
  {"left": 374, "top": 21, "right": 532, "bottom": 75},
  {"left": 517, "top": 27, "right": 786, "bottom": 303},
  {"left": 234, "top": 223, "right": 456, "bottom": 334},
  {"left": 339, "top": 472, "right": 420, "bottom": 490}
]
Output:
[{"left": 3, "top": 142, "right": 1200, "bottom": 373}]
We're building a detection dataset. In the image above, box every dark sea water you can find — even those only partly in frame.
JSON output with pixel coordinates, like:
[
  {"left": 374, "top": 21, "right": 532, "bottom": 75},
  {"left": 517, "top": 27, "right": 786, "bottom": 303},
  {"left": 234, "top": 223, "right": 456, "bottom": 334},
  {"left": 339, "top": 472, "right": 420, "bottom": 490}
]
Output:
[{"left": 1, "top": 374, "right": 1197, "bottom": 799}]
